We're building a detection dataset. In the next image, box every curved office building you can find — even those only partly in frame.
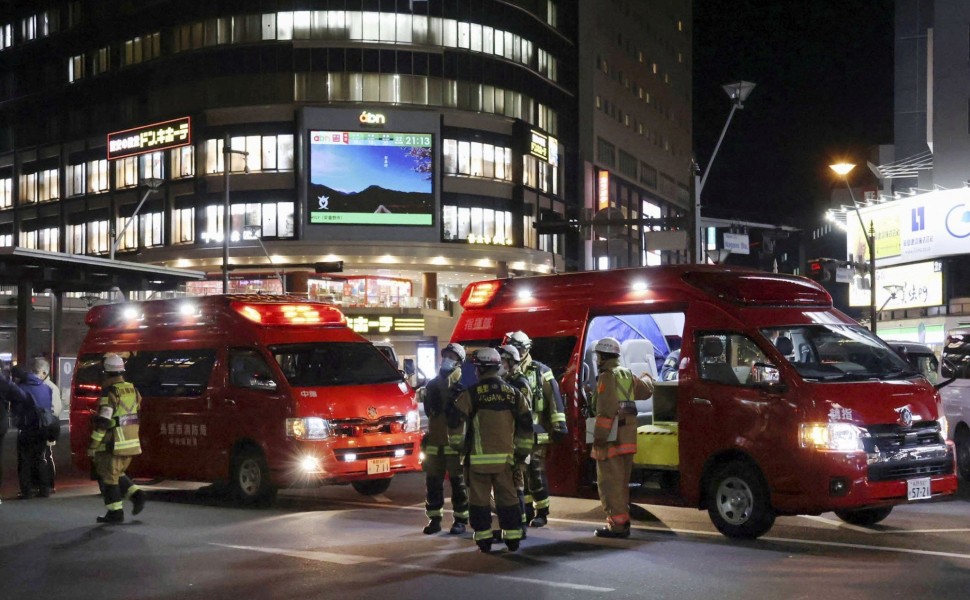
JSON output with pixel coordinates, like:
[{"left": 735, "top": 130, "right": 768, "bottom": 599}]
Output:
[{"left": 0, "top": 1, "right": 579, "bottom": 370}]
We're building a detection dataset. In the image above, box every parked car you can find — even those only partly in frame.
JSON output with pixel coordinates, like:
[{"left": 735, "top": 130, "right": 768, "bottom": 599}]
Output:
[{"left": 939, "top": 329, "right": 970, "bottom": 479}]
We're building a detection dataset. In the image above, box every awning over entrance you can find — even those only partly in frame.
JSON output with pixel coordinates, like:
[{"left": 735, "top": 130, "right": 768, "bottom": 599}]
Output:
[
  {"left": 0, "top": 247, "right": 205, "bottom": 366},
  {"left": 0, "top": 247, "right": 204, "bottom": 293}
]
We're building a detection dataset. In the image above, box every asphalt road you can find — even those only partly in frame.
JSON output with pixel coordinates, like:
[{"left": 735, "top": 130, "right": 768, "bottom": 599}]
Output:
[{"left": 3, "top": 427, "right": 970, "bottom": 599}]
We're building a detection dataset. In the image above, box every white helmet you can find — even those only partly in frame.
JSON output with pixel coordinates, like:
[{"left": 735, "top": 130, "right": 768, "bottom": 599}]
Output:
[
  {"left": 594, "top": 337, "right": 621, "bottom": 356},
  {"left": 103, "top": 353, "right": 125, "bottom": 373},
  {"left": 497, "top": 344, "right": 521, "bottom": 363},
  {"left": 441, "top": 342, "right": 467, "bottom": 362}
]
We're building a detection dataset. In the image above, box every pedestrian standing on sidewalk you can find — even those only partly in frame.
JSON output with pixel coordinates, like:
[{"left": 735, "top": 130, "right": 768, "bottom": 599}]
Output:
[
  {"left": 0, "top": 365, "right": 54, "bottom": 499},
  {"left": 34, "top": 358, "right": 61, "bottom": 493}
]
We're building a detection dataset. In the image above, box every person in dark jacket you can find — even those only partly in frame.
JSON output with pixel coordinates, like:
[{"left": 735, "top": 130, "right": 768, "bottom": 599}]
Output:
[
  {"left": 0, "top": 365, "right": 54, "bottom": 498},
  {"left": 0, "top": 362, "right": 10, "bottom": 502}
]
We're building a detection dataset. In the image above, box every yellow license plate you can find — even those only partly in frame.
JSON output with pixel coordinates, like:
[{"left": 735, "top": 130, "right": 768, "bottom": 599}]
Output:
[{"left": 367, "top": 458, "right": 390, "bottom": 475}]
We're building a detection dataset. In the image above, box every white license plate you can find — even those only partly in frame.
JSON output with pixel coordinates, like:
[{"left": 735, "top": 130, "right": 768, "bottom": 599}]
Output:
[
  {"left": 907, "top": 477, "right": 931, "bottom": 501},
  {"left": 367, "top": 458, "right": 390, "bottom": 475}
]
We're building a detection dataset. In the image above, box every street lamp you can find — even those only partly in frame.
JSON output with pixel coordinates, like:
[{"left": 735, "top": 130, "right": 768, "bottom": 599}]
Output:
[
  {"left": 243, "top": 225, "right": 285, "bottom": 293},
  {"left": 111, "top": 177, "right": 164, "bottom": 261},
  {"left": 222, "top": 134, "right": 249, "bottom": 293},
  {"left": 694, "top": 81, "right": 756, "bottom": 263},
  {"left": 829, "top": 162, "right": 878, "bottom": 334}
]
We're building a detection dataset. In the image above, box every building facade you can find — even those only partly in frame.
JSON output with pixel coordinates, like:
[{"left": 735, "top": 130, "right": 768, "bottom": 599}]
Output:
[{"left": 0, "top": 1, "right": 692, "bottom": 371}]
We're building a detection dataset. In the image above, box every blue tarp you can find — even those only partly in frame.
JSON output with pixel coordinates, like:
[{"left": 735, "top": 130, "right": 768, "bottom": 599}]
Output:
[{"left": 587, "top": 315, "right": 670, "bottom": 373}]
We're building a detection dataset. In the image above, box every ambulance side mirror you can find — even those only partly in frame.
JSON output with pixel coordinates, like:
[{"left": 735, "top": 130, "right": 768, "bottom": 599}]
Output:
[
  {"left": 750, "top": 362, "right": 787, "bottom": 393},
  {"left": 250, "top": 373, "right": 278, "bottom": 391}
]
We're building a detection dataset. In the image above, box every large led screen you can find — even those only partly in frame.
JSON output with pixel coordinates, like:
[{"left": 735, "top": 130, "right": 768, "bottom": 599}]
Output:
[{"left": 308, "top": 131, "right": 434, "bottom": 226}]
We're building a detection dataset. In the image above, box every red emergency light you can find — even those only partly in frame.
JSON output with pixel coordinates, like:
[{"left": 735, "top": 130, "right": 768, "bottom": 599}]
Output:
[
  {"left": 461, "top": 281, "right": 501, "bottom": 308},
  {"left": 231, "top": 301, "right": 347, "bottom": 326}
]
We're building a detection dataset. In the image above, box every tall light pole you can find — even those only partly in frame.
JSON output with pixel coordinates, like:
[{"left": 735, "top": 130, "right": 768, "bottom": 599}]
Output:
[
  {"left": 694, "top": 81, "right": 756, "bottom": 263},
  {"left": 111, "top": 177, "right": 164, "bottom": 261},
  {"left": 829, "top": 162, "right": 878, "bottom": 334},
  {"left": 222, "top": 134, "right": 249, "bottom": 293},
  {"left": 243, "top": 225, "right": 285, "bottom": 293}
]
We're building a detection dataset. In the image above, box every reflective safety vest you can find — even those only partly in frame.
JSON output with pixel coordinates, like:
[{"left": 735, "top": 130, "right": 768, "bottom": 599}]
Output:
[
  {"left": 522, "top": 358, "right": 566, "bottom": 445},
  {"left": 90, "top": 380, "right": 142, "bottom": 456},
  {"left": 449, "top": 375, "right": 533, "bottom": 473},
  {"left": 591, "top": 366, "right": 636, "bottom": 413}
]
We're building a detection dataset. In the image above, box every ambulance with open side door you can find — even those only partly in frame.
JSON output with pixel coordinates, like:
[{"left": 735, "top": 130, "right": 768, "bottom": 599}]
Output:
[
  {"left": 70, "top": 295, "right": 422, "bottom": 504},
  {"left": 450, "top": 265, "right": 957, "bottom": 539}
]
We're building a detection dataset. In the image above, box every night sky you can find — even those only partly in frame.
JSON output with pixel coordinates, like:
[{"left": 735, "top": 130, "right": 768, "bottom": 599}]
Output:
[{"left": 693, "top": 0, "right": 895, "bottom": 227}]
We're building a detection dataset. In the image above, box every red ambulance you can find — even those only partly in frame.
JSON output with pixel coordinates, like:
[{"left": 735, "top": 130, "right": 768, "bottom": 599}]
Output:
[
  {"left": 451, "top": 265, "right": 957, "bottom": 538},
  {"left": 70, "top": 295, "right": 422, "bottom": 503}
]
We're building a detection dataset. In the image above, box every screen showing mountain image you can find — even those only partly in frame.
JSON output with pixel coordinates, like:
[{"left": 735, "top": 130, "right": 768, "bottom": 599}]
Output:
[{"left": 308, "top": 131, "right": 434, "bottom": 226}]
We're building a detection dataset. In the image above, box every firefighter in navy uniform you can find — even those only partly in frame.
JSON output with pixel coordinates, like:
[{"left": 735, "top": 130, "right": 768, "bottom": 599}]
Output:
[
  {"left": 449, "top": 348, "right": 533, "bottom": 553},
  {"left": 88, "top": 354, "right": 146, "bottom": 524},
  {"left": 498, "top": 344, "right": 532, "bottom": 538},
  {"left": 502, "top": 331, "right": 567, "bottom": 527},
  {"left": 590, "top": 337, "right": 654, "bottom": 538},
  {"left": 417, "top": 343, "right": 470, "bottom": 535}
]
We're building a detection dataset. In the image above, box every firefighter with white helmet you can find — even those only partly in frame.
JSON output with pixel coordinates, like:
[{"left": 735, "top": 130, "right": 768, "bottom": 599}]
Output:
[
  {"left": 88, "top": 353, "right": 146, "bottom": 523},
  {"left": 501, "top": 330, "right": 567, "bottom": 527},
  {"left": 498, "top": 343, "right": 533, "bottom": 538},
  {"left": 589, "top": 337, "right": 654, "bottom": 537},
  {"left": 449, "top": 347, "right": 533, "bottom": 552},
  {"left": 416, "top": 342, "right": 469, "bottom": 535}
]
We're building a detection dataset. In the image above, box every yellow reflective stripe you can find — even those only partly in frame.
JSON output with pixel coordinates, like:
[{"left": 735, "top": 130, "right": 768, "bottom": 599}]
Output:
[
  {"left": 470, "top": 453, "right": 511, "bottom": 465},
  {"left": 91, "top": 430, "right": 105, "bottom": 442},
  {"left": 514, "top": 438, "right": 533, "bottom": 450},
  {"left": 534, "top": 497, "right": 550, "bottom": 509},
  {"left": 474, "top": 530, "right": 494, "bottom": 541},
  {"left": 113, "top": 439, "right": 141, "bottom": 450},
  {"left": 541, "top": 371, "right": 554, "bottom": 382},
  {"left": 550, "top": 413, "right": 566, "bottom": 423},
  {"left": 503, "top": 528, "right": 523, "bottom": 540},
  {"left": 535, "top": 433, "right": 550, "bottom": 445},
  {"left": 453, "top": 510, "right": 469, "bottom": 519},
  {"left": 106, "top": 501, "right": 123, "bottom": 511}
]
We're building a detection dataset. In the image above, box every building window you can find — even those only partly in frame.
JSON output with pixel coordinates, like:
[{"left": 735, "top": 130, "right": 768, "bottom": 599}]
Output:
[
  {"left": 171, "top": 145, "right": 195, "bottom": 178},
  {"left": 114, "top": 157, "right": 137, "bottom": 189},
  {"left": 115, "top": 216, "right": 137, "bottom": 252},
  {"left": 442, "top": 205, "right": 513, "bottom": 245},
  {"left": 122, "top": 32, "right": 161, "bottom": 66},
  {"left": 173, "top": 207, "right": 194, "bottom": 244},
  {"left": 19, "top": 169, "right": 58, "bottom": 204},
  {"left": 202, "top": 205, "right": 224, "bottom": 243},
  {"left": 87, "top": 220, "right": 109, "bottom": 254},
  {"left": 137, "top": 151, "right": 164, "bottom": 180},
  {"left": 205, "top": 135, "right": 294, "bottom": 174},
  {"left": 87, "top": 160, "right": 109, "bottom": 194},
  {"left": 0, "top": 24, "right": 13, "bottom": 49},
  {"left": 619, "top": 150, "right": 638, "bottom": 179},
  {"left": 0, "top": 233, "right": 12, "bottom": 246},
  {"left": 92, "top": 47, "right": 110, "bottom": 76},
  {"left": 442, "top": 139, "right": 512, "bottom": 182},
  {"left": 68, "top": 54, "right": 85, "bottom": 82},
  {"left": 0, "top": 177, "right": 12, "bottom": 208},
  {"left": 139, "top": 212, "right": 164, "bottom": 247},
  {"left": 597, "top": 138, "right": 616, "bottom": 167},
  {"left": 67, "top": 223, "right": 84, "bottom": 254}
]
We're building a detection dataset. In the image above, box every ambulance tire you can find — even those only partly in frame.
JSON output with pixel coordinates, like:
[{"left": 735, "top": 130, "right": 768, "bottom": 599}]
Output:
[
  {"left": 833, "top": 506, "right": 893, "bottom": 527},
  {"left": 955, "top": 427, "right": 970, "bottom": 481},
  {"left": 352, "top": 477, "right": 393, "bottom": 496},
  {"left": 230, "top": 447, "right": 278, "bottom": 506},
  {"left": 706, "top": 461, "right": 776, "bottom": 539}
]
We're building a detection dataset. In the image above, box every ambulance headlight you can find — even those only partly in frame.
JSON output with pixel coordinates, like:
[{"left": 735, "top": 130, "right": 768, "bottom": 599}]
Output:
[
  {"left": 404, "top": 410, "right": 421, "bottom": 433},
  {"left": 286, "top": 417, "right": 333, "bottom": 440},
  {"left": 799, "top": 422, "right": 866, "bottom": 452}
]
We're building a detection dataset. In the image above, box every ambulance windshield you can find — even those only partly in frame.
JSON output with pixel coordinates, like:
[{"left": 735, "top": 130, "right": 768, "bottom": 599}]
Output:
[
  {"left": 760, "top": 324, "right": 917, "bottom": 382},
  {"left": 271, "top": 342, "right": 403, "bottom": 387}
]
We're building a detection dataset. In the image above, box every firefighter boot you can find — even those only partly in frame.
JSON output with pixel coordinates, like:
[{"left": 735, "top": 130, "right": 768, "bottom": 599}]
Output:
[
  {"left": 97, "top": 484, "right": 124, "bottom": 524},
  {"left": 423, "top": 517, "right": 442, "bottom": 534},
  {"left": 449, "top": 519, "right": 467, "bottom": 535},
  {"left": 594, "top": 526, "right": 631, "bottom": 539},
  {"left": 97, "top": 510, "right": 124, "bottom": 524},
  {"left": 130, "top": 489, "right": 147, "bottom": 516},
  {"left": 476, "top": 539, "right": 493, "bottom": 553},
  {"left": 530, "top": 507, "right": 549, "bottom": 528}
]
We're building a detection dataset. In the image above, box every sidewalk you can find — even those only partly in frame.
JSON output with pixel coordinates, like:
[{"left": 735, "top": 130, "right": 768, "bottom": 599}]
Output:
[{"left": 1, "top": 421, "right": 88, "bottom": 501}]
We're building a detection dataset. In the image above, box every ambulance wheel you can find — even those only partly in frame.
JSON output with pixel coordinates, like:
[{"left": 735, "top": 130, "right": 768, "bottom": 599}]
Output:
[
  {"left": 352, "top": 477, "right": 392, "bottom": 496},
  {"left": 833, "top": 506, "right": 893, "bottom": 526},
  {"left": 230, "top": 448, "right": 277, "bottom": 505},
  {"left": 706, "top": 461, "right": 776, "bottom": 539},
  {"left": 955, "top": 427, "right": 970, "bottom": 481}
]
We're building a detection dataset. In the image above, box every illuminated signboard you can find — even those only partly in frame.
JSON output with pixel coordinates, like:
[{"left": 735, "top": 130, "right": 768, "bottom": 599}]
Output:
[
  {"left": 358, "top": 111, "right": 386, "bottom": 126},
  {"left": 598, "top": 170, "right": 610, "bottom": 209},
  {"left": 848, "top": 260, "right": 943, "bottom": 309},
  {"left": 107, "top": 117, "right": 191, "bottom": 160},
  {"left": 308, "top": 130, "right": 434, "bottom": 226},
  {"left": 345, "top": 314, "right": 426, "bottom": 334},
  {"left": 530, "top": 130, "right": 549, "bottom": 162}
]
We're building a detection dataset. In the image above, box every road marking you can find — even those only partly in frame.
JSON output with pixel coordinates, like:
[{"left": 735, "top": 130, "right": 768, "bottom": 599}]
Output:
[
  {"left": 288, "top": 495, "right": 970, "bottom": 560},
  {"left": 213, "top": 543, "right": 615, "bottom": 592},
  {"left": 797, "top": 515, "right": 876, "bottom": 534},
  {"left": 870, "top": 528, "right": 970, "bottom": 535}
]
